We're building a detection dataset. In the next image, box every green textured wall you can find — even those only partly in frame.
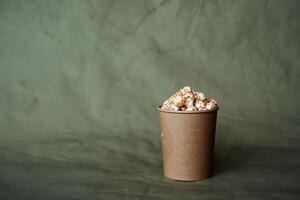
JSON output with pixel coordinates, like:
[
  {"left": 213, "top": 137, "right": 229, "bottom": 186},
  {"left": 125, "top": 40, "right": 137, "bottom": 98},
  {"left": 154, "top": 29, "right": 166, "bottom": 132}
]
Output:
[{"left": 0, "top": 0, "right": 300, "bottom": 163}]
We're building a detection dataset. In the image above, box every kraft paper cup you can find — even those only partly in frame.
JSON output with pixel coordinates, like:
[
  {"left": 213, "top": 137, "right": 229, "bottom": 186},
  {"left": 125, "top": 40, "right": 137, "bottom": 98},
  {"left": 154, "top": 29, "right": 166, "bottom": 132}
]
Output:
[{"left": 158, "top": 106, "right": 218, "bottom": 181}]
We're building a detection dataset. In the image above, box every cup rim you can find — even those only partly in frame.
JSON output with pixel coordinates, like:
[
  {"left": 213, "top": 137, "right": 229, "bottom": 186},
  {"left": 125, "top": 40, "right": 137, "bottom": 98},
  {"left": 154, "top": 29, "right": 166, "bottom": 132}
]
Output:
[{"left": 157, "top": 105, "right": 219, "bottom": 114}]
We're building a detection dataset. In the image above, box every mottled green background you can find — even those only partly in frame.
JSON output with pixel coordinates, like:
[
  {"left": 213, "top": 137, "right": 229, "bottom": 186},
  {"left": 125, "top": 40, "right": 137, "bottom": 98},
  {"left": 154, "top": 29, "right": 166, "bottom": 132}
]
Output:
[{"left": 0, "top": 0, "right": 300, "bottom": 199}]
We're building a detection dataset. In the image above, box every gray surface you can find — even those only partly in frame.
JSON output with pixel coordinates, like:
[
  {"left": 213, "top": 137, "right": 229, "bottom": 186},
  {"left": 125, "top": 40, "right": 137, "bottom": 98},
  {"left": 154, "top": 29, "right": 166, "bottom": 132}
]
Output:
[{"left": 0, "top": 0, "right": 300, "bottom": 199}]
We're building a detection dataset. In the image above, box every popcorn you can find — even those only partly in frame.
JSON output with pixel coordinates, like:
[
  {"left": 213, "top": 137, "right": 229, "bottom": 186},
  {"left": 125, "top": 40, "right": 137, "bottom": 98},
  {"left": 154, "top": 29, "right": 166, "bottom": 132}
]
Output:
[
  {"left": 186, "top": 106, "right": 196, "bottom": 111},
  {"left": 195, "top": 92, "right": 206, "bottom": 101},
  {"left": 210, "top": 98, "right": 218, "bottom": 105},
  {"left": 205, "top": 102, "right": 216, "bottom": 110},
  {"left": 173, "top": 95, "right": 185, "bottom": 107},
  {"left": 163, "top": 100, "right": 169, "bottom": 106},
  {"left": 185, "top": 99, "right": 194, "bottom": 107},
  {"left": 161, "top": 86, "right": 218, "bottom": 111},
  {"left": 181, "top": 86, "right": 192, "bottom": 94},
  {"left": 195, "top": 100, "right": 205, "bottom": 110},
  {"left": 171, "top": 105, "right": 179, "bottom": 111},
  {"left": 180, "top": 105, "right": 187, "bottom": 111}
]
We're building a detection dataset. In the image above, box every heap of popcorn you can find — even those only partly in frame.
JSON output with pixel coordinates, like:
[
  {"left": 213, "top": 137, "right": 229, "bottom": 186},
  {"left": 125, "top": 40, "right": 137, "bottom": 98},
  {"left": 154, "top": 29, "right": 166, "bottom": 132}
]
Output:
[{"left": 161, "top": 86, "right": 218, "bottom": 111}]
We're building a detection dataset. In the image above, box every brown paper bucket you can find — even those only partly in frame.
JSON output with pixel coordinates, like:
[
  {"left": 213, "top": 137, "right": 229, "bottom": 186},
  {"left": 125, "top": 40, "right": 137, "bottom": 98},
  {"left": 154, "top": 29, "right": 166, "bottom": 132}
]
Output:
[{"left": 158, "top": 106, "right": 218, "bottom": 181}]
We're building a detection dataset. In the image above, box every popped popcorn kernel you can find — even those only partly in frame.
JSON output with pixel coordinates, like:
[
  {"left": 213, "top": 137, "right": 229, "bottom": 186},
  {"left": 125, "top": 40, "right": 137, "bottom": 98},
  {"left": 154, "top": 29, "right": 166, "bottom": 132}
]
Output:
[
  {"left": 171, "top": 105, "right": 179, "bottom": 111},
  {"left": 205, "top": 102, "right": 216, "bottom": 110},
  {"left": 195, "top": 100, "right": 205, "bottom": 110},
  {"left": 195, "top": 92, "right": 206, "bottom": 101}
]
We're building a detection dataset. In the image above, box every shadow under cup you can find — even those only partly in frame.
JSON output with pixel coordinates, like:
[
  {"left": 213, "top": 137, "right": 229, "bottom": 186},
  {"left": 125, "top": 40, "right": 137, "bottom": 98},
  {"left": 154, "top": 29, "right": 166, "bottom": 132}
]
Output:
[{"left": 158, "top": 106, "right": 218, "bottom": 181}]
